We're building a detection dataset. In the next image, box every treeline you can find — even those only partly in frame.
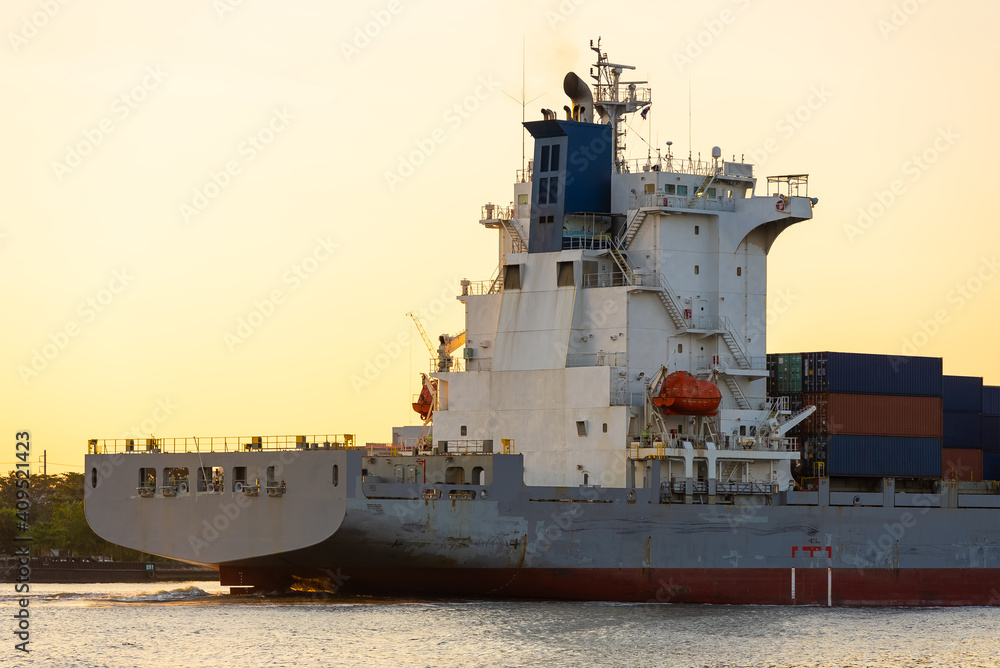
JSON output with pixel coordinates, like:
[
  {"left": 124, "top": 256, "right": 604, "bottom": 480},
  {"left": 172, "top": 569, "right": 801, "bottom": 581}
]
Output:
[{"left": 0, "top": 471, "right": 145, "bottom": 560}]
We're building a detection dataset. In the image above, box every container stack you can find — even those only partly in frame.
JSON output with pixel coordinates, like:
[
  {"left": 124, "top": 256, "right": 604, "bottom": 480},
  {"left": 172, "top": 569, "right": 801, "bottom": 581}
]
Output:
[
  {"left": 941, "top": 375, "right": 984, "bottom": 481},
  {"left": 767, "top": 351, "right": 943, "bottom": 478},
  {"left": 982, "top": 385, "right": 1000, "bottom": 480}
]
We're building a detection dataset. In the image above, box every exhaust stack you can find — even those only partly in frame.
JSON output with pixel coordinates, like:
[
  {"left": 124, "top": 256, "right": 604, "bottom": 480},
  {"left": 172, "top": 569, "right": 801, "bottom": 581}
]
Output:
[{"left": 562, "top": 71, "right": 594, "bottom": 123}]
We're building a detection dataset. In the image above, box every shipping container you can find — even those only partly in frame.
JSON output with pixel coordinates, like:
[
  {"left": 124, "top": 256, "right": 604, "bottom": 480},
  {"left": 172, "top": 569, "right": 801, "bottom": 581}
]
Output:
[
  {"left": 941, "top": 448, "right": 983, "bottom": 482},
  {"left": 775, "top": 353, "right": 802, "bottom": 393},
  {"left": 799, "top": 393, "right": 943, "bottom": 437},
  {"left": 801, "top": 352, "right": 942, "bottom": 396},
  {"left": 985, "top": 451, "right": 1000, "bottom": 481},
  {"left": 983, "top": 385, "right": 1000, "bottom": 416},
  {"left": 982, "top": 415, "right": 1000, "bottom": 452},
  {"left": 942, "top": 375, "right": 984, "bottom": 412},
  {"left": 824, "top": 435, "right": 942, "bottom": 478},
  {"left": 943, "top": 411, "right": 982, "bottom": 449}
]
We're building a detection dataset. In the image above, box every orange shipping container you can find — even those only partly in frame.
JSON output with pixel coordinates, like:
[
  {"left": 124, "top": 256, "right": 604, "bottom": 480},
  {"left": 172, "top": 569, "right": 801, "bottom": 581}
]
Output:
[
  {"left": 942, "top": 448, "right": 983, "bottom": 482},
  {"left": 801, "top": 393, "right": 943, "bottom": 437}
]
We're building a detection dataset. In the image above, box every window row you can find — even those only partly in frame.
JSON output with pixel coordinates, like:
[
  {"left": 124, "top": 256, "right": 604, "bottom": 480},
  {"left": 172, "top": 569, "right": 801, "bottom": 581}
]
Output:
[{"left": 538, "top": 144, "right": 561, "bottom": 173}]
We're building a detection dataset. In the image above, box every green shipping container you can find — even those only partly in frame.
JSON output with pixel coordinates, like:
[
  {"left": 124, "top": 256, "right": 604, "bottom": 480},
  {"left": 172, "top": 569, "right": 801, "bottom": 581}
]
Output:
[{"left": 776, "top": 354, "right": 802, "bottom": 393}]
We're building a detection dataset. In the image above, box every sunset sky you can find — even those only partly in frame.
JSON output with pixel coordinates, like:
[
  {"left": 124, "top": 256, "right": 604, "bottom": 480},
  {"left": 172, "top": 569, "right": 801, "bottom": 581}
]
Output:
[{"left": 3, "top": 0, "right": 999, "bottom": 474}]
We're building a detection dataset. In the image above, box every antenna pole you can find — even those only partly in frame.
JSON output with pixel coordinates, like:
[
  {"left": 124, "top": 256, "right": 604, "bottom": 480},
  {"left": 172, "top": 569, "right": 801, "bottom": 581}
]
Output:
[{"left": 688, "top": 75, "right": 692, "bottom": 161}]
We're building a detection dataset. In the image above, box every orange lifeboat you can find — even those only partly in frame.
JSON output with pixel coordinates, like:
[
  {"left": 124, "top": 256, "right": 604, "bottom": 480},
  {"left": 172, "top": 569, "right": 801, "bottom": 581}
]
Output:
[
  {"left": 652, "top": 371, "right": 722, "bottom": 416},
  {"left": 412, "top": 377, "right": 437, "bottom": 421}
]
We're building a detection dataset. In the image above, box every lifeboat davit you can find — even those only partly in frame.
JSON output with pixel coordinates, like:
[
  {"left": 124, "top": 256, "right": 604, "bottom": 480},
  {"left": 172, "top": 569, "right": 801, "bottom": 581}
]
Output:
[
  {"left": 653, "top": 371, "right": 722, "bottom": 416},
  {"left": 412, "top": 379, "right": 436, "bottom": 421}
]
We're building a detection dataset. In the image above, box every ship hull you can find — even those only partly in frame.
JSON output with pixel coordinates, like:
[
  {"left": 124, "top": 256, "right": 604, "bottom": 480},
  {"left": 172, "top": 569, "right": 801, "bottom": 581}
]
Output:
[
  {"left": 85, "top": 450, "right": 1000, "bottom": 606},
  {"left": 220, "top": 564, "right": 1000, "bottom": 606}
]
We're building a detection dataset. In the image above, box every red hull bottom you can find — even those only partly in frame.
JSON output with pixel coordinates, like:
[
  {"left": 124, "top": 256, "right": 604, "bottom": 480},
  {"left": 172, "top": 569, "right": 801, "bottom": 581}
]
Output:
[{"left": 220, "top": 566, "right": 1000, "bottom": 606}]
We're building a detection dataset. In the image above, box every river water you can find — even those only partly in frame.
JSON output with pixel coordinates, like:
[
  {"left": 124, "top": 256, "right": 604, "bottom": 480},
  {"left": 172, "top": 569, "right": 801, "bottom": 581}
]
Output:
[{"left": 4, "top": 582, "right": 998, "bottom": 667}]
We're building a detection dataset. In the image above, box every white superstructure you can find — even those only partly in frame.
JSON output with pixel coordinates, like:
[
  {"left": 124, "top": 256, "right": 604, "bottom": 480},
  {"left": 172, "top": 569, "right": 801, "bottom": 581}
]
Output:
[{"left": 432, "top": 40, "right": 816, "bottom": 489}]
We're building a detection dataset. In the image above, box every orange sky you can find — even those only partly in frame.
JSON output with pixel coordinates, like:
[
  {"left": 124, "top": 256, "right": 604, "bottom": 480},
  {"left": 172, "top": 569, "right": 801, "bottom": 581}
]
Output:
[{"left": 3, "top": 0, "right": 999, "bottom": 474}]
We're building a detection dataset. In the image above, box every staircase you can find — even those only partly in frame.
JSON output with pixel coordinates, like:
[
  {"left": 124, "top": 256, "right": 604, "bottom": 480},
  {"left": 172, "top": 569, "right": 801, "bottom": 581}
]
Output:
[
  {"left": 617, "top": 207, "right": 649, "bottom": 248},
  {"left": 717, "top": 317, "right": 751, "bottom": 370},
  {"left": 498, "top": 217, "right": 526, "bottom": 254},
  {"left": 605, "top": 236, "right": 688, "bottom": 331},
  {"left": 723, "top": 375, "right": 752, "bottom": 410},
  {"left": 687, "top": 172, "right": 716, "bottom": 207}
]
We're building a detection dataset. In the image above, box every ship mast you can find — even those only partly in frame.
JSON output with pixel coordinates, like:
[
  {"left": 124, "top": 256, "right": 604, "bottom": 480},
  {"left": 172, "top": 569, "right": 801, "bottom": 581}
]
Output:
[{"left": 589, "top": 38, "right": 651, "bottom": 174}]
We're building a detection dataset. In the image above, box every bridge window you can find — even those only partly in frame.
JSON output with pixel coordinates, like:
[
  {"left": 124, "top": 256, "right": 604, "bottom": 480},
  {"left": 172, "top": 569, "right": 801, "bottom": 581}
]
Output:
[
  {"left": 666, "top": 184, "right": 675, "bottom": 195},
  {"left": 707, "top": 187, "right": 716, "bottom": 198},
  {"left": 677, "top": 185, "right": 688, "bottom": 196},
  {"left": 539, "top": 178, "right": 548, "bottom": 204},
  {"left": 550, "top": 144, "right": 560, "bottom": 171},
  {"left": 548, "top": 176, "right": 559, "bottom": 204},
  {"left": 644, "top": 183, "right": 655, "bottom": 194},
  {"left": 540, "top": 145, "right": 550, "bottom": 172},
  {"left": 518, "top": 193, "right": 528, "bottom": 205}
]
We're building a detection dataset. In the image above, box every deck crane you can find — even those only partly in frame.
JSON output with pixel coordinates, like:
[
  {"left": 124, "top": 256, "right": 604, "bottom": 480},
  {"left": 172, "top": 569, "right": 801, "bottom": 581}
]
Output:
[{"left": 405, "top": 313, "right": 466, "bottom": 429}]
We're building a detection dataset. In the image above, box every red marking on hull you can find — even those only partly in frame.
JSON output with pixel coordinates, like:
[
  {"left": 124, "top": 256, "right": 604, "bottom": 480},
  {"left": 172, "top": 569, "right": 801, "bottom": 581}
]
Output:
[{"left": 220, "top": 565, "right": 1000, "bottom": 606}]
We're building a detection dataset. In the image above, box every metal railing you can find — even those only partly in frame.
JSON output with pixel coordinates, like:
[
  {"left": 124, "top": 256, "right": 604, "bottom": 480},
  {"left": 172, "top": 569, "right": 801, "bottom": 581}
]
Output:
[
  {"left": 620, "top": 157, "right": 716, "bottom": 176},
  {"left": 566, "top": 352, "right": 627, "bottom": 367},
  {"left": 429, "top": 357, "right": 493, "bottom": 373},
  {"left": 88, "top": 434, "right": 357, "bottom": 455},
  {"left": 695, "top": 355, "right": 768, "bottom": 372},
  {"left": 582, "top": 273, "right": 629, "bottom": 288},
  {"left": 629, "top": 191, "right": 735, "bottom": 212},
  {"left": 460, "top": 278, "right": 501, "bottom": 296}
]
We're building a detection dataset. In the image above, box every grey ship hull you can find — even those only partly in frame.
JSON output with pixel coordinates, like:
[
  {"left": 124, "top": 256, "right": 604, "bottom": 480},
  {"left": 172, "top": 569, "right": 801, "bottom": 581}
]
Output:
[{"left": 84, "top": 450, "right": 997, "bottom": 605}]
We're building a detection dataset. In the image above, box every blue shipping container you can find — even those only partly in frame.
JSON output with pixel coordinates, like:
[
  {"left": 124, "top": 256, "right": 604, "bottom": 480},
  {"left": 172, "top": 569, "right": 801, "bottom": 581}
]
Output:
[
  {"left": 985, "top": 451, "right": 1000, "bottom": 481},
  {"left": 826, "top": 435, "right": 942, "bottom": 478},
  {"left": 983, "top": 386, "right": 1000, "bottom": 416},
  {"left": 944, "top": 411, "right": 982, "bottom": 449},
  {"left": 801, "top": 352, "right": 942, "bottom": 396},
  {"left": 943, "top": 375, "right": 984, "bottom": 412},
  {"left": 982, "top": 415, "right": 1000, "bottom": 452}
]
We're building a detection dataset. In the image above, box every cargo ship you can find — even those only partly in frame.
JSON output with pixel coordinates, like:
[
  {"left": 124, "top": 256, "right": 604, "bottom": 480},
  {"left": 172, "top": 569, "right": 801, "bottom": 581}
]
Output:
[{"left": 83, "top": 40, "right": 1000, "bottom": 606}]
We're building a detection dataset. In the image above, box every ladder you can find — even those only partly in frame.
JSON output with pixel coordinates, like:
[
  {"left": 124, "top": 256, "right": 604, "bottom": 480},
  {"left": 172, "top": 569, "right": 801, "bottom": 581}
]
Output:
[{"left": 687, "top": 172, "right": 717, "bottom": 207}]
